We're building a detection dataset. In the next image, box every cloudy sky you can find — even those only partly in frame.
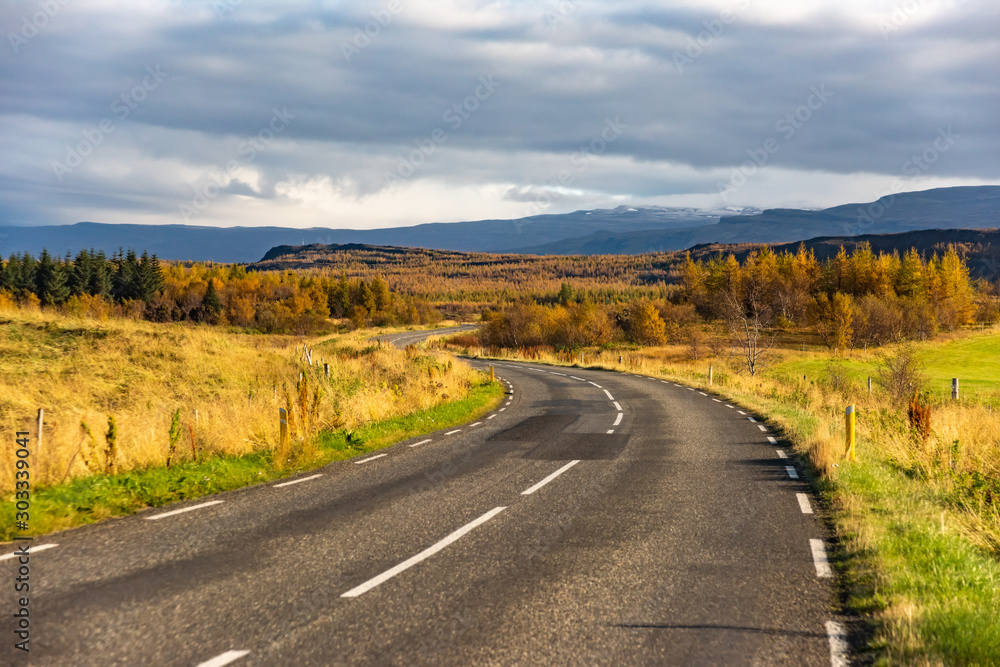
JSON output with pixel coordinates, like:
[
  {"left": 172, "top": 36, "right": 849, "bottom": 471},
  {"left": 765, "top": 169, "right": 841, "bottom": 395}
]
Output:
[{"left": 1, "top": 0, "right": 997, "bottom": 229}]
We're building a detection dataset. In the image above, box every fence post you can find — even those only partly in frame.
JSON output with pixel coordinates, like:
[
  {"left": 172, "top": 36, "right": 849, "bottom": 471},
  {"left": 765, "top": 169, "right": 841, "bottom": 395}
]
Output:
[
  {"left": 845, "top": 404, "right": 856, "bottom": 462},
  {"left": 279, "top": 407, "right": 288, "bottom": 452},
  {"left": 324, "top": 363, "right": 330, "bottom": 379},
  {"left": 36, "top": 408, "right": 44, "bottom": 460},
  {"left": 708, "top": 365, "right": 713, "bottom": 386},
  {"left": 952, "top": 378, "right": 959, "bottom": 400},
  {"left": 867, "top": 376, "right": 872, "bottom": 393}
]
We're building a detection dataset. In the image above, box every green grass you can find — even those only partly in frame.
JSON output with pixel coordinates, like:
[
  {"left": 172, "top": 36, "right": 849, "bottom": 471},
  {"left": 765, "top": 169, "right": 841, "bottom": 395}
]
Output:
[
  {"left": 775, "top": 330, "right": 1000, "bottom": 403},
  {"left": 838, "top": 461, "right": 1000, "bottom": 665},
  {"left": 1, "top": 379, "right": 503, "bottom": 541}
]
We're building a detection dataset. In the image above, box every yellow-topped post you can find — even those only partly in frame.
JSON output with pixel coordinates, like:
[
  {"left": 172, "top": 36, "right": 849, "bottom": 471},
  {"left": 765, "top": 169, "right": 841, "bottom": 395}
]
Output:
[
  {"left": 845, "top": 404, "right": 856, "bottom": 461},
  {"left": 489, "top": 365, "right": 495, "bottom": 383}
]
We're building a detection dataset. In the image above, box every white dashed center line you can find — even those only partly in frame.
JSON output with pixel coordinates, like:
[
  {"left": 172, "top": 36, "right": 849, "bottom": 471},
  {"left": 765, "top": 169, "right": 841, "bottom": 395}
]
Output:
[
  {"left": 603, "top": 389, "right": 615, "bottom": 400},
  {"left": 613, "top": 412, "right": 623, "bottom": 426},
  {"left": 409, "top": 439, "right": 433, "bottom": 448},
  {"left": 146, "top": 500, "right": 223, "bottom": 521},
  {"left": 341, "top": 507, "right": 507, "bottom": 598},
  {"left": 521, "top": 460, "right": 580, "bottom": 495},
  {"left": 613, "top": 401, "right": 622, "bottom": 411}
]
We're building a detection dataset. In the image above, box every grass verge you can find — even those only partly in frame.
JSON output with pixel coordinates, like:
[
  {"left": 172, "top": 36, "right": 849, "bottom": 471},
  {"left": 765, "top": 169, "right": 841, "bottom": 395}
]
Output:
[{"left": 2, "top": 379, "right": 503, "bottom": 541}]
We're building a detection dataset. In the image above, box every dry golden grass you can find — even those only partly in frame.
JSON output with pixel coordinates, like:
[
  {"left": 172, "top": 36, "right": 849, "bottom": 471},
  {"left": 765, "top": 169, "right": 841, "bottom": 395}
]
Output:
[{"left": 0, "top": 307, "right": 475, "bottom": 492}]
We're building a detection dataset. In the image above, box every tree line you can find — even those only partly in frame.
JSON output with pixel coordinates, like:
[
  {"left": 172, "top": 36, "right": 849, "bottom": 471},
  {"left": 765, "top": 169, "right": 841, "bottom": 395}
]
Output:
[
  {"left": 0, "top": 250, "right": 441, "bottom": 333},
  {"left": 478, "top": 244, "right": 996, "bottom": 364}
]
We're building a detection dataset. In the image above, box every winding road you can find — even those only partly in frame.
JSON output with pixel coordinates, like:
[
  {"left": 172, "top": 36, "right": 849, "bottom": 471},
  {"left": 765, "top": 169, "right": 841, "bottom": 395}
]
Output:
[{"left": 3, "top": 325, "right": 847, "bottom": 665}]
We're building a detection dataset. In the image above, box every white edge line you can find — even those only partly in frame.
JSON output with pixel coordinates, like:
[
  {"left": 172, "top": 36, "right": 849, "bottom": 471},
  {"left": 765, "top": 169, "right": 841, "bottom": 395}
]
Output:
[
  {"left": 737, "top": 410, "right": 746, "bottom": 415},
  {"left": 712, "top": 398, "right": 722, "bottom": 402},
  {"left": 499, "top": 407, "right": 506, "bottom": 412},
  {"left": 603, "top": 389, "right": 614, "bottom": 400},
  {"left": 826, "top": 620, "right": 849, "bottom": 667},
  {"left": 196, "top": 649, "right": 251, "bottom": 667},
  {"left": 776, "top": 449, "right": 788, "bottom": 458},
  {"left": 613, "top": 412, "right": 623, "bottom": 426},
  {"left": 470, "top": 422, "right": 483, "bottom": 427},
  {"left": 445, "top": 429, "right": 461, "bottom": 435},
  {"left": 767, "top": 436, "right": 777, "bottom": 444},
  {"left": 0, "top": 543, "right": 58, "bottom": 561},
  {"left": 355, "top": 453, "right": 389, "bottom": 465},
  {"left": 810, "top": 538, "right": 833, "bottom": 578},
  {"left": 589, "top": 382, "right": 602, "bottom": 388},
  {"left": 341, "top": 507, "right": 507, "bottom": 597},
  {"left": 521, "top": 460, "right": 580, "bottom": 496},
  {"left": 758, "top": 424, "right": 768, "bottom": 432},
  {"left": 606, "top": 429, "right": 614, "bottom": 434},
  {"left": 146, "top": 500, "right": 223, "bottom": 521},
  {"left": 699, "top": 391, "right": 707, "bottom": 396},
  {"left": 486, "top": 414, "right": 496, "bottom": 420},
  {"left": 748, "top": 416, "right": 757, "bottom": 422},
  {"left": 613, "top": 401, "right": 622, "bottom": 411},
  {"left": 273, "top": 473, "right": 323, "bottom": 488},
  {"left": 786, "top": 465, "right": 800, "bottom": 479},
  {"left": 409, "top": 438, "right": 433, "bottom": 448},
  {"left": 726, "top": 404, "right": 735, "bottom": 408},
  {"left": 797, "top": 493, "right": 814, "bottom": 514}
]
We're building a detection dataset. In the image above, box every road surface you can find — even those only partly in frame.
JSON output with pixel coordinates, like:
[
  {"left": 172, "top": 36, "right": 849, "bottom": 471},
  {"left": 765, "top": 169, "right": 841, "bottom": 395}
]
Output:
[{"left": 4, "top": 349, "right": 846, "bottom": 665}]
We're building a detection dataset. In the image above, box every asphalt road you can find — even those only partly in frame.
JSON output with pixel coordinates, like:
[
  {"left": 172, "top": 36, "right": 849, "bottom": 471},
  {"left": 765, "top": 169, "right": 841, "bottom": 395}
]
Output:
[
  {"left": 374, "top": 324, "right": 479, "bottom": 348},
  {"left": 3, "top": 348, "right": 847, "bottom": 665}
]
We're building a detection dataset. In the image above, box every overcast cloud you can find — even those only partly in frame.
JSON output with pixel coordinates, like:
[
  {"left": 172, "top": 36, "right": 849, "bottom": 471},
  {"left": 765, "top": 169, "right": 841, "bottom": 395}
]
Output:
[{"left": 0, "top": 0, "right": 997, "bottom": 229}]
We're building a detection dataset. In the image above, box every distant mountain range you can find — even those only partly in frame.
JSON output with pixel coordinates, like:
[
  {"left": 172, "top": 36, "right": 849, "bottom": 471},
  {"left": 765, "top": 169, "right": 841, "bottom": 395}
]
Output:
[
  {"left": 0, "top": 186, "right": 997, "bottom": 262},
  {"left": 0, "top": 206, "right": 731, "bottom": 263}
]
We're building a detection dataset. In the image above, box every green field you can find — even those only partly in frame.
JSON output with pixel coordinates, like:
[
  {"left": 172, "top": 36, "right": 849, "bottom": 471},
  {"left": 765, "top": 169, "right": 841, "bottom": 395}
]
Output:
[{"left": 773, "top": 329, "right": 1000, "bottom": 403}]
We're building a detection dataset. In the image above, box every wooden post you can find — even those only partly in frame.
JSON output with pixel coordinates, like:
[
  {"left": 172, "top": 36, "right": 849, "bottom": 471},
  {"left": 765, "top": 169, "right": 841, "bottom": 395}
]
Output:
[
  {"left": 489, "top": 365, "right": 495, "bottom": 383},
  {"left": 36, "top": 408, "right": 44, "bottom": 460},
  {"left": 279, "top": 407, "right": 289, "bottom": 454},
  {"left": 619, "top": 355, "right": 623, "bottom": 364},
  {"left": 324, "top": 363, "right": 330, "bottom": 379},
  {"left": 708, "top": 365, "right": 714, "bottom": 386},
  {"left": 845, "top": 405, "right": 856, "bottom": 461},
  {"left": 952, "top": 378, "right": 959, "bottom": 400}
]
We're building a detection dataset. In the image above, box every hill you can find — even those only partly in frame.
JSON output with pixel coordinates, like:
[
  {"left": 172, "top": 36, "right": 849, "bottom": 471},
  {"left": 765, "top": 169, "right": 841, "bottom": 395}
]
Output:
[
  {"left": 0, "top": 206, "right": 725, "bottom": 263},
  {"left": 512, "top": 186, "right": 1000, "bottom": 255}
]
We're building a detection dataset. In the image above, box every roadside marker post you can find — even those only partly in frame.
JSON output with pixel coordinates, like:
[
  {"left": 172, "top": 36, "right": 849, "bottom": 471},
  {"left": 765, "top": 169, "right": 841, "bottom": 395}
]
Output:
[
  {"left": 845, "top": 404, "right": 856, "bottom": 461},
  {"left": 489, "top": 365, "right": 495, "bottom": 383},
  {"left": 952, "top": 378, "right": 959, "bottom": 400},
  {"left": 279, "top": 408, "right": 289, "bottom": 451},
  {"left": 708, "top": 365, "right": 713, "bottom": 386}
]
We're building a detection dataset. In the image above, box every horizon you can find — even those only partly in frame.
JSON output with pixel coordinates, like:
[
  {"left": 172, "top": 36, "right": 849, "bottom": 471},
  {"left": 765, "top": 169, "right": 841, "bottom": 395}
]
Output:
[{"left": 2, "top": 1, "right": 998, "bottom": 230}]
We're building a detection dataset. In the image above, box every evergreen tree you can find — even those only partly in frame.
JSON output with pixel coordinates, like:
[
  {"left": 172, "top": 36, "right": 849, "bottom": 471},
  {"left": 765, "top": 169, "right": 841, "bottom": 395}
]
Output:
[
  {"left": 89, "top": 250, "right": 112, "bottom": 297},
  {"left": 112, "top": 249, "right": 141, "bottom": 301},
  {"left": 137, "top": 251, "right": 164, "bottom": 302},
  {"left": 35, "top": 249, "right": 70, "bottom": 305},
  {"left": 201, "top": 278, "right": 223, "bottom": 314},
  {"left": 69, "top": 249, "right": 93, "bottom": 296}
]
